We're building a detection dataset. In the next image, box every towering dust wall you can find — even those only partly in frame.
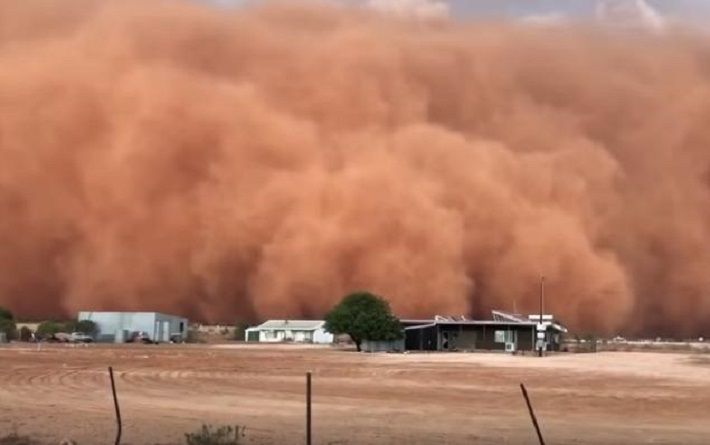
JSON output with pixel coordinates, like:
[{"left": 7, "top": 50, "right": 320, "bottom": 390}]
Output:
[{"left": 1, "top": 0, "right": 709, "bottom": 334}]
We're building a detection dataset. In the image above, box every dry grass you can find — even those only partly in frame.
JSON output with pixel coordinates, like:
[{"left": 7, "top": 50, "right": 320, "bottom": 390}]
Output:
[{"left": 1, "top": 345, "right": 710, "bottom": 444}]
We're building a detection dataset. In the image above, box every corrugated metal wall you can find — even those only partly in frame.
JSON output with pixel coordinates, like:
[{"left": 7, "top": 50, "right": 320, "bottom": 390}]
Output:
[{"left": 77, "top": 312, "right": 188, "bottom": 343}]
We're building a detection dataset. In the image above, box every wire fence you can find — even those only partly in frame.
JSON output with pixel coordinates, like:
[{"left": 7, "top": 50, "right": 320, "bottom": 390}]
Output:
[{"left": 18, "top": 367, "right": 543, "bottom": 445}]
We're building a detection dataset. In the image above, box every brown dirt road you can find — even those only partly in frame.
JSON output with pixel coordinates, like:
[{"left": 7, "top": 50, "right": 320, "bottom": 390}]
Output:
[{"left": 0, "top": 344, "right": 709, "bottom": 444}]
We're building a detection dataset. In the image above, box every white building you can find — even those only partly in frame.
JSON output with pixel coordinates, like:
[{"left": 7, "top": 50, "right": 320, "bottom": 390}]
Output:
[{"left": 245, "top": 320, "right": 333, "bottom": 344}]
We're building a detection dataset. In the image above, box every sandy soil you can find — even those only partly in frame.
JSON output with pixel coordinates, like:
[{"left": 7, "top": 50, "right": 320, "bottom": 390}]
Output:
[{"left": 0, "top": 344, "right": 708, "bottom": 445}]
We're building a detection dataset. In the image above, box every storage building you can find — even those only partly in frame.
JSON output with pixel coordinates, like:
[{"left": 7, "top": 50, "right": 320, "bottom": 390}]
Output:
[
  {"left": 78, "top": 311, "right": 188, "bottom": 343},
  {"left": 403, "top": 311, "right": 567, "bottom": 353}
]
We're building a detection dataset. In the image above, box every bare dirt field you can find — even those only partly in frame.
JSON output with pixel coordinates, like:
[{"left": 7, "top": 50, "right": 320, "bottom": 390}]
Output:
[{"left": 0, "top": 344, "right": 709, "bottom": 445}]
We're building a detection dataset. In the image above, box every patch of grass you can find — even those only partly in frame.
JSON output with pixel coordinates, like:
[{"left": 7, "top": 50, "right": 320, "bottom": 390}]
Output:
[
  {"left": 0, "top": 434, "right": 41, "bottom": 445},
  {"left": 184, "top": 424, "right": 246, "bottom": 445}
]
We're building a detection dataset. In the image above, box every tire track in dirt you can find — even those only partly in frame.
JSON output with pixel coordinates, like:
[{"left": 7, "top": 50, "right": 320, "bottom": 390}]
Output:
[{"left": 2, "top": 345, "right": 710, "bottom": 445}]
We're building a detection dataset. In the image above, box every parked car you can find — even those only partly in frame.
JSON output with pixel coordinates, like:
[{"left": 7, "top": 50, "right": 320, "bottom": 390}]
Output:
[
  {"left": 169, "top": 333, "right": 185, "bottom": 343},
  {"left": 45, "top": 332, "right": 71, "bottom": 343},
  {"left": 126, "top": 331, "right": 154, "bottom": 344},
  {"left": 69, "top": 332, "right": 93, "bottom": 343}
]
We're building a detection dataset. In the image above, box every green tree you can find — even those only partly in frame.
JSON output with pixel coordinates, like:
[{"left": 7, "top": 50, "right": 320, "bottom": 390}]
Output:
[
  {"left": 0, "top": 306, "right": 14, "bottom": 321},
  {"left": 36, "top": 321, "right": 64, "bottom": 338},
  {"left": 72, "top": 320, "right": 98, "bottom": 335},
  {"left": 0, "top": 318, "right": 17, "bottom": 341},
  {"left": 233, "top": 321, "right": 249, "bottom": 341},
  {"left": 324, "top": 291, "right": 403, "bottom": 352},
  {"left": 0, "top": 307, "right": 17, "bottom": 340},
  {"left": 18, "top": 326, "right": 33, "bottom": 342}
]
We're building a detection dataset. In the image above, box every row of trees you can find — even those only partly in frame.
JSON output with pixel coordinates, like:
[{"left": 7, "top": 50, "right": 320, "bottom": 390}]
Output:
[
  {"left": 0, "top": 308, "right": 97, "bottom": 341},
  {"left": 2, "top": 291, "right": 399, "bottom": 349},
  {"left": 36, "top": 320, "right": 97, "bottom": 336},
  {"left": 230, "top": 292, "right": 403, "bottom": 350}
]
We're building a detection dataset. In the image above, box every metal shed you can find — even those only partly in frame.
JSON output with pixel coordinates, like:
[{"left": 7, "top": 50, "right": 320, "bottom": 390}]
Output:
[
  {"left": 78, "top": 311, "right": 188, "bottom": 343},
  {"left": 403, "top": 311, "right": 567, "bottom": 353}
]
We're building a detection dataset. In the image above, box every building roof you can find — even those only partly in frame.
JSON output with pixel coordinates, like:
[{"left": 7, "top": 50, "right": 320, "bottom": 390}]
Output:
[
  {"left": 492, "top": 310, "right": 528, "bottom": 323},
  {"left": 403, "top": 320, "right": 567, "bottom": 333},
  {"left": 249, "top": 320, "right": 326, "bottom": 331},
  {"left": 402, "top": 309, "right": 568, "bottom": 333},
  {"left": 78, "top": 311, "right": 187, "bottom": 320}
]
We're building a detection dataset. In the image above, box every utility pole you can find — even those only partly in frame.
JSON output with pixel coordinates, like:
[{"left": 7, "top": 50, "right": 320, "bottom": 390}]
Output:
[{"left": 538, "top": 276, "right": 545, "bottom": 358}]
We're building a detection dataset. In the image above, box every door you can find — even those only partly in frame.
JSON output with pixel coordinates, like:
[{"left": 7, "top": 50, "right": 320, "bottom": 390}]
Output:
[
  {"left": 162, "top": 321, "right": 170, "bottom": 342},
  {"left": 441, "top": 330, "right": 460, "bottom": 351}
]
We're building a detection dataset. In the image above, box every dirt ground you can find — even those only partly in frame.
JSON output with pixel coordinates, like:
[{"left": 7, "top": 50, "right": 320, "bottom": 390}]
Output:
[{"left": 0, "top": 344, "right": 709, "bottom": 445}]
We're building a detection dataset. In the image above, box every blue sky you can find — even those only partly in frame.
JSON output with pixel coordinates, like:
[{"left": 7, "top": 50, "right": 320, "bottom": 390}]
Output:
[
  {"left": 450, "top": 1, "right": 710, "bottom": 19},
  {"left": 201, "top": 0, "right": 710, "bottom": 21}
]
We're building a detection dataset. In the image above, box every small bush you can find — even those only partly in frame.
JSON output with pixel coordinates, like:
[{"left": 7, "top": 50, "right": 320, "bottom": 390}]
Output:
[
  {"left": 0, "top": 433, "right": 40, "bottom": 445},
  {"left": 185, "top": 424, "right": 245, "bottom": 445},
  {"left": 0, "top": 319, "right": 17, "bottom": 341}
]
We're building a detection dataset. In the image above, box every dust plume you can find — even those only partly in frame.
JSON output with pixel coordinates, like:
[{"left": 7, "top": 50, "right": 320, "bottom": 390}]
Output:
[
  {"left": 1, "top": 0, "right": 709, "bottom": 335},
  {"left": 366, "top": 0, "right": 449, "bottom": 19}
]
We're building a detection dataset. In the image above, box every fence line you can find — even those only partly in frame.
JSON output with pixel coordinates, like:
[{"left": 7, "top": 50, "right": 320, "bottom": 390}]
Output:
[
  {"left": 306, "top": 371, "right": 312, "bottom": 445},
  {"left": 7, "top": 364, "right": 553, "bottom": 444},
  {"left": 108, "top": 366, "right": 122, "bottom": 445},
  {"left": 520, "top": 383, "right": 546, "bottom": 445}
]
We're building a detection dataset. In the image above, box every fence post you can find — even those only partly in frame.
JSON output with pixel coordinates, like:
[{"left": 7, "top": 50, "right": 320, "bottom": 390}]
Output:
[
  {"left": 306, "top": 371, "right": 312, "bottom": 445},
  {"left": 520, "top": 383, "right": 545, "bottom": 445},
  {"left": 108, "top": 366, "right": 122, "bottom": 445}
]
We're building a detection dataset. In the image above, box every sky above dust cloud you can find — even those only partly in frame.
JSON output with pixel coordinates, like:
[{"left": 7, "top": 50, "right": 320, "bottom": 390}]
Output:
[
  {"left": 1, "top": 0, "right": 710, "bottom": 335},
  {"left": 206, "top": 0, "right": 710, "bottom": 22}
]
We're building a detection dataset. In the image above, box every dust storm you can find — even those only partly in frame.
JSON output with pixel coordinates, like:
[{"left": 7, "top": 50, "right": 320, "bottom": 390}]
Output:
[{"left": 1, "top": 0, "right": 709, "bottom": 335}]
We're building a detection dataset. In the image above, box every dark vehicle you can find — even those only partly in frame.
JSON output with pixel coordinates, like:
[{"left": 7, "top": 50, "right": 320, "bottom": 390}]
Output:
[
  {"left": 169, "top": 333, "right": 185, "bottom": 343},
  {"left": 127, "top": 331, "right": 155, "bottom": 344},
  {"left": 44, "top": 332, "right": 71, "bottom": 343}
]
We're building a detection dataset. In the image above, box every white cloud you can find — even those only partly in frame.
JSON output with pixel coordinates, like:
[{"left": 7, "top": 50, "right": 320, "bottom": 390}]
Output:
[
  {"left": 596, "top": 0, "right": 666, "bottom": 31},
  {"left": 520, "top": 12, "right": 568, "bottom": 27},
  {"left": 366, "top": 0, "right": 450, "bottom": 19}
]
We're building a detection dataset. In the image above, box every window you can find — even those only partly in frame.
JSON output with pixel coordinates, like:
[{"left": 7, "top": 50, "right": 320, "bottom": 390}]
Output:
[{"left": 495, "top": 330, "right": 514, "bottom": 343}]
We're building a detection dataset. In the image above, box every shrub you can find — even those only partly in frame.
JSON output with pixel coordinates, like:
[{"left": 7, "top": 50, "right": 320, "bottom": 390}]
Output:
[
  {"left": 185, "top": 424, "right": 245, "bottom": 445},
  {"left": 0, "top": 433, "right": 41, "bottom": 445},
  {"left": 0, "top": 319, "right": 17, "bottom": 341}
]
